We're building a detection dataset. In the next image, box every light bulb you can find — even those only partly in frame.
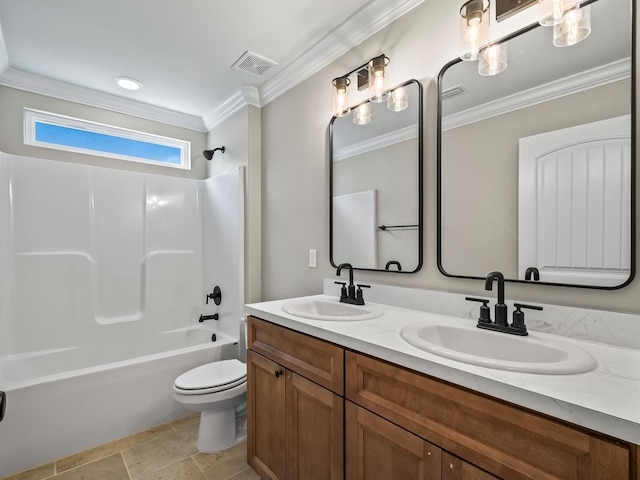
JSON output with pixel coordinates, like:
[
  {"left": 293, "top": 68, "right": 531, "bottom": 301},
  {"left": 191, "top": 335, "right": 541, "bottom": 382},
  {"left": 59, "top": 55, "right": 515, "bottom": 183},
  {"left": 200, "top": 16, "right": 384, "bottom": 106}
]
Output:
[
  {"left": 553, "top": 5, "right": 591, "bottom": 47},
  {"left": 538, "top": 0, "right": 579, "bottom": 26},
  {"left": 368, "top": 55, "right": 388, "bottom": 103},
  {"left": 332, "top": 76, "right": 351, "bottom": 117},
  {"left": 459, "top": 0, "right": 489, "bottom": 61},
  {"left": 353, "top": 103, "right": 372, "bottom": 125},
  {"left": 387, "top": 87, "right": 408, "bottom": 112},
  {"left": 478, "top": 43, "right": 507, "bottom": 76}
]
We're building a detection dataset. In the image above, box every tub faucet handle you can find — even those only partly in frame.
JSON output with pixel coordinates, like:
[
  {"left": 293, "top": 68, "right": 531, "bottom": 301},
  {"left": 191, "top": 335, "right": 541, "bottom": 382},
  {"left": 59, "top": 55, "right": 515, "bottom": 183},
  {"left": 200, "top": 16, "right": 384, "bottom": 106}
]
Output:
[{"left": 206, "top": 286, "right": 222, "bottom": 306}]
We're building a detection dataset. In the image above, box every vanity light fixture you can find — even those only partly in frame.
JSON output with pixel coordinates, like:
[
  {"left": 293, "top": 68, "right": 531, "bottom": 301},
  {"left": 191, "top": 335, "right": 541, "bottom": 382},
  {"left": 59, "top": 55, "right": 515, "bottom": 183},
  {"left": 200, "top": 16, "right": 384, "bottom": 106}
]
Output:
[
  {"left": 368, "top": 54, "right": 390, "bottom": 103},
  {"left": 353, "top": 103, "right": 372, "bottom": 125},
  {"left": 538, "top": 0, "right": 578, "bottom": 26},
  {"left": 478, "top": 43, "right": 508, "bottom": 76},
  {"left": 459, "top": 0, "right": 490, "bottom": 61},
  {"left": 332, "top": 76, "right": 351, "bottom": 117},
  {"left": 331, "top": 54, "right": 390, "bottom": 116},
  {"left": 553, "top": 5, "right": 591, "bottom": 47},
  {"left": 387, "top": 86, "right": 408, "bottom": 112}
]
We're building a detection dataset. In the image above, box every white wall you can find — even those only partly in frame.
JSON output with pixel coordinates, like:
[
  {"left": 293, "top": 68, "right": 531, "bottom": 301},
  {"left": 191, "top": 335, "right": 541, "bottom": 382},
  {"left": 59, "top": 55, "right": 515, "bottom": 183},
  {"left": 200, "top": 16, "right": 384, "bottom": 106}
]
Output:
[
  {"left": 258, "top": 0, "right": 640, "bottom": 314},
  {"left": 207, "top": 106, "right": 262, "bottom": 303},
  {"left": 0, "top": 86, "right": 207, "bottom": 179}
]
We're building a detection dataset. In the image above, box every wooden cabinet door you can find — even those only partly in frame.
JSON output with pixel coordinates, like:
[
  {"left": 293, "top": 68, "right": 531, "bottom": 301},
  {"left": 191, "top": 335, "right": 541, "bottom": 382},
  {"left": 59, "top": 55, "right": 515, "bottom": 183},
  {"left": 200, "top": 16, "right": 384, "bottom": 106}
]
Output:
[
  {"left": 248, "top": 350, "right": 286, "bottom": 480},
  {"left": 286, "top": 372, "right": 344, "bottom": 480},
  {"left": 442, "top": 453, "right": 500, "bottom": 480},
  {"left": 346, "top": 401, "right": 442, "bottom": 480}
]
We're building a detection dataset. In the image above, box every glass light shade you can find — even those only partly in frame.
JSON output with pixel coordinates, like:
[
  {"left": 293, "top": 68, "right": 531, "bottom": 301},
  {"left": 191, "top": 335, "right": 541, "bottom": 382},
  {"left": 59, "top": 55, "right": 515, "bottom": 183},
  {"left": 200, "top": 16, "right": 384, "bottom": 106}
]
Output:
[
  {"left": 538, "top": 0, "right": 579, "bottom": 26},
  {"left": 459, "top": 0, "right": 490, "bottom": 61},
  {"left": 387, "top": 86, "right": 408, "bottom": 112},
  {"left": 353, "top": 103, "right": 372, "bottom": 125},
  {"left": 368, "top": 55, "right": 389, "bottom": 103},
  {"left": 478, "top": 43, "right": 507, "bottom": 76},
  {"left": 332, "top": 76, "right": 351, "bottom": 117},
  {"left": 553, "top": 5, "right": 591, "bottom": 47}
]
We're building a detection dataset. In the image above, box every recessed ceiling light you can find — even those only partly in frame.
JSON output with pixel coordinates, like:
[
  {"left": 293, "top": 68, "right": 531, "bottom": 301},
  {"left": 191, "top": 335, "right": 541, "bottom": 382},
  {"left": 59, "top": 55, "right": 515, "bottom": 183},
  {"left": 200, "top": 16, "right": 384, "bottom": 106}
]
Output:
[{"left": 114, "top": 77, "right": 143, "bottom": 91}]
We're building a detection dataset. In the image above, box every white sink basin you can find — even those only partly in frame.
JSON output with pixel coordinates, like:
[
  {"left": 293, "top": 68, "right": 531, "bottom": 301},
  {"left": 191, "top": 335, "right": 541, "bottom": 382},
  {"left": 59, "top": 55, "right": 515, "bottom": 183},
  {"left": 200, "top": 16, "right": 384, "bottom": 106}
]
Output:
[
  {"left": 400, "top": 323, "right": 597, "bottom": 374},
  {"left": 282, "top": 298, "right": 383, "bottom": 321}
]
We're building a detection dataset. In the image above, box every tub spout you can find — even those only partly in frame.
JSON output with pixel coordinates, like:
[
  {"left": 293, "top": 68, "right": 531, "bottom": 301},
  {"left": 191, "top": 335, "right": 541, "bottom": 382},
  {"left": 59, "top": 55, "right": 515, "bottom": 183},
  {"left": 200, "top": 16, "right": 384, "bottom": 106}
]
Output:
[{"left": 199, "top": 313, "right": 219, "bottom": 322}]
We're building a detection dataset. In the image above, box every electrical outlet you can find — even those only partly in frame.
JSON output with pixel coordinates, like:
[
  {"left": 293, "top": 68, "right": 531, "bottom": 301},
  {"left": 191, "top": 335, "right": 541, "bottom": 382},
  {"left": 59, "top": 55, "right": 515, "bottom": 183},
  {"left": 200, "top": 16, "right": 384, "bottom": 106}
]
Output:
[{"left": 308, "top": 249, "right": 317, "bottom": 268}]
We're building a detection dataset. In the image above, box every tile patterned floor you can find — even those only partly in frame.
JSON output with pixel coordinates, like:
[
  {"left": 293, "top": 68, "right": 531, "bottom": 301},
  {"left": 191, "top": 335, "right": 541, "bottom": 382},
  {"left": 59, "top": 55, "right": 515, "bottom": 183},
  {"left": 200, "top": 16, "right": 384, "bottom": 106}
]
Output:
[{"left": 1, "top": 414, "right": 259, "bottom": 480}]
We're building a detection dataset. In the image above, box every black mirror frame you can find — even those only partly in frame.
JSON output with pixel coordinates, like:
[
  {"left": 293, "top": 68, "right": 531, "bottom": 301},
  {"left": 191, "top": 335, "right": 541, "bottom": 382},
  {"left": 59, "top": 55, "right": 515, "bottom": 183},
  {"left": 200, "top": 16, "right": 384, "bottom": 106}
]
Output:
[
  {"left": 436, "top": 0, "right": 636, "bottom": 290},
  {"left": 329, "top": 78, "right": 424, "bottom": 274}
]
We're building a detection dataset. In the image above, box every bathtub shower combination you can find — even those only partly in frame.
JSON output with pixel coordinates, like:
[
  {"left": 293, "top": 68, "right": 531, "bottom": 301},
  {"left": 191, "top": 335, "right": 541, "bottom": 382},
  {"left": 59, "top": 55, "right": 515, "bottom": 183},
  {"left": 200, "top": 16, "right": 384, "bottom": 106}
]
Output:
[{"left": 0, "top": 152, "right": 245, "bottom": 477}]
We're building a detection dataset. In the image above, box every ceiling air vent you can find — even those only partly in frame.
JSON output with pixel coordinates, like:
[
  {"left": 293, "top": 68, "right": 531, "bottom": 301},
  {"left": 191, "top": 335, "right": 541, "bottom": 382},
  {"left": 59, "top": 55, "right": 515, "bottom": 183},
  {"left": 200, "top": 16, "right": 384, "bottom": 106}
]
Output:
[
  {"left": 232, "top": 51, "right": 278, "bottom": 77},
  {"left": 441, "top": 85, "right": 466, "bottom": 100}
]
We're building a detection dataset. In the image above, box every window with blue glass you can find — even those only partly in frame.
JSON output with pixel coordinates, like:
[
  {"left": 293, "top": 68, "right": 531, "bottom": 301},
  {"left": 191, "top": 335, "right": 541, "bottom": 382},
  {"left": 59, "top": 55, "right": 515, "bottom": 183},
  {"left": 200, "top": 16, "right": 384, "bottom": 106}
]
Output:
[{"left": 24, "top": 109, "right": 191, "bottom": 170}]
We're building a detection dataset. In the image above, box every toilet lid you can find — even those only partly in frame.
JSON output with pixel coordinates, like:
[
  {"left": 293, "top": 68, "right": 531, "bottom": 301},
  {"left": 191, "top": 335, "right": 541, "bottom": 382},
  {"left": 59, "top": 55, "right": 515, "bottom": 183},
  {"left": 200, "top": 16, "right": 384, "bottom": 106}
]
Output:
[{"left": 174, "top": 359, "right": 246, "bottom": 391}]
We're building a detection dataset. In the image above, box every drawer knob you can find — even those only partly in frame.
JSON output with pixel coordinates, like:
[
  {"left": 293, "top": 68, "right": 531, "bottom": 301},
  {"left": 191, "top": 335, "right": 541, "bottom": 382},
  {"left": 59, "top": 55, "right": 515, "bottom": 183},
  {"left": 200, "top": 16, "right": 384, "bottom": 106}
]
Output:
[
  {"left": 449, "top": 463, "right": 455, "bottom": 470},
  {"left": 274, "top": 370, "right": 283, "bottom": 378}
]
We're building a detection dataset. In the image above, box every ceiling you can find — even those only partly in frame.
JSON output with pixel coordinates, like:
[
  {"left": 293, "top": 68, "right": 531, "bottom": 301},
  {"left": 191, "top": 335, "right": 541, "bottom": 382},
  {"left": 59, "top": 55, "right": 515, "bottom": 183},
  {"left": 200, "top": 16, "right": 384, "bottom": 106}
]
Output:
[{"left": 0, "top": 0, "right": 424, "bottom": 132}]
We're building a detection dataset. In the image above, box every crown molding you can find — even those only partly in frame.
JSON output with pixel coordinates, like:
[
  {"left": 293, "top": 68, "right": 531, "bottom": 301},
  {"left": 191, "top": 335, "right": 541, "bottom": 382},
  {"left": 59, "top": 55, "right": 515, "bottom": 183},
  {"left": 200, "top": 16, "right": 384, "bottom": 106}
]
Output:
[
  {"left": 0, "top": 68, "right": 207, "bottom": 132},
  {"left": 203, "top": 0, "right": 425, "bottom": 130},
  {"left": 442, "top": 58, "right": 631, "bottom": 131},
  {"left": 334, "top": 123, "right": 418, "bottom": 161},
  {"left": 202, "top": 86, "right": 261, "bottom": 131}
]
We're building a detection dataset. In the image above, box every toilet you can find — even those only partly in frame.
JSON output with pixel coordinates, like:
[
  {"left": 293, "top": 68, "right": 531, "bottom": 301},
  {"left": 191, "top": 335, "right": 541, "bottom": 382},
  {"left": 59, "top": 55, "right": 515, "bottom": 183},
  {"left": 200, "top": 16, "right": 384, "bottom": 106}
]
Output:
[{"left": 173, "top": 358, "right": 247, "bottom": 453}]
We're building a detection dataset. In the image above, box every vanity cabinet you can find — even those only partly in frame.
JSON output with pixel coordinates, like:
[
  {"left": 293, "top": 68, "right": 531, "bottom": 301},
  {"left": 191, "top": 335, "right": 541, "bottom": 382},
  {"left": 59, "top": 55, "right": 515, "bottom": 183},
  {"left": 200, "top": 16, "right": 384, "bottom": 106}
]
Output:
[
  {"left": 247, "top": 316, "right": 635, "bottom": 480},
  {"left": 346, "top": 351, "right": 631, "bottom": 480},
  {"left": 247, "top": 316, "right": 344, "bottom": 480}
]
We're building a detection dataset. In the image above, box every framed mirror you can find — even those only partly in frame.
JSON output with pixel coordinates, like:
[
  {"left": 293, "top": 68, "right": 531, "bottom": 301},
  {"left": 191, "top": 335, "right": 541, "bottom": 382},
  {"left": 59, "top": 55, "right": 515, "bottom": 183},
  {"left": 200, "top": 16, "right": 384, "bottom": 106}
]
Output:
[
  {"left": 437, "top": 0, "right": 634, "bottom": 288},
  {"left": 330, "top": 79, "right": 423, "bottom": 273}
]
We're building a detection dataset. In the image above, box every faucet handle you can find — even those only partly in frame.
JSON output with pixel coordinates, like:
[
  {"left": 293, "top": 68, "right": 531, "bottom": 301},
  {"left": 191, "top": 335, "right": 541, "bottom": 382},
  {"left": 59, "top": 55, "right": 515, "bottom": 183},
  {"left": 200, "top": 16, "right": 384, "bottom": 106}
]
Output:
[
  {"left": 465, "top": 296, "right": 492, "bottom": 324},
  {"left": 354, "top": 284, "right": 370, "bottom": 305},
  {"left": 512, "top": 303, "right": 543, "bottom": 332},
  {"left": 334, "top": 281, "right": 347, "bottom": 300}
]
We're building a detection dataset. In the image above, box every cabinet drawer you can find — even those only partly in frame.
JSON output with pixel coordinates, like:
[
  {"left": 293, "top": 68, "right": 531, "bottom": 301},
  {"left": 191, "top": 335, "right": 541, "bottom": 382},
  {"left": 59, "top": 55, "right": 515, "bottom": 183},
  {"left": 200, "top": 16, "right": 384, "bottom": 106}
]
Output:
[
  {"left": 346, "top": 351, "right": 630, "bottom": 480},
  {"left": 248, "top": 316, "right": 344, "bottom": 395}
]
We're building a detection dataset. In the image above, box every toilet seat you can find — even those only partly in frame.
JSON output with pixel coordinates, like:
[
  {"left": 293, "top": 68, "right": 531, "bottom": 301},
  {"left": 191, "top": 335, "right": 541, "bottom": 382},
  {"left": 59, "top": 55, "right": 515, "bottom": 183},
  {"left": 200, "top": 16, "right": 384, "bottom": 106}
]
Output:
[{"left": 174, "top": 359, "right": 247, "bottom": 395}]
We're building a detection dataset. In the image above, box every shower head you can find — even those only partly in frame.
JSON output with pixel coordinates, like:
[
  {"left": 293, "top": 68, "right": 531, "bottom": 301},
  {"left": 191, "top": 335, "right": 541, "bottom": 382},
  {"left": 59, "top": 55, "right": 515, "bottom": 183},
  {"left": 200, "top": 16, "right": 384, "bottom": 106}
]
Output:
[{"left": 203, "top": 146, "right": 225, "bottom": 160}]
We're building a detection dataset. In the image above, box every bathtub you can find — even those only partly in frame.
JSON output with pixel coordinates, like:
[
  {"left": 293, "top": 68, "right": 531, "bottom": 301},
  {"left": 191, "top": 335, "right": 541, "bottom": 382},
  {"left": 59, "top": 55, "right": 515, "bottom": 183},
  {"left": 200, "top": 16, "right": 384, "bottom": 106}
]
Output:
[{"left": 0, "top": 326, "right": 239, "bottom": 478}]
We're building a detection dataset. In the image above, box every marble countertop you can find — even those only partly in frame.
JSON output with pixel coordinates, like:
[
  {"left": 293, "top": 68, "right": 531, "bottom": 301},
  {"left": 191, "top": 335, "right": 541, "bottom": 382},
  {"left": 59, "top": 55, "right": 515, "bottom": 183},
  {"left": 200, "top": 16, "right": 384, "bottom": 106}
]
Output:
[{"left": 245, "top": 294, "right": 640, "bottom": 445}]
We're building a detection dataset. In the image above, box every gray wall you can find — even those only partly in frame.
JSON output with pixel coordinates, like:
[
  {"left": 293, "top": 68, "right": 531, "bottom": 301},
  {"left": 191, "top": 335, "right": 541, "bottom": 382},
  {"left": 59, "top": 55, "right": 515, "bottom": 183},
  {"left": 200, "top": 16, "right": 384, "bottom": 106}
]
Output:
[
  {"left": 0, "top": 86, "right": 207, "bottom": 179},
  {"left": 259, "top": 0, "right": 640, "bottom": 314}
]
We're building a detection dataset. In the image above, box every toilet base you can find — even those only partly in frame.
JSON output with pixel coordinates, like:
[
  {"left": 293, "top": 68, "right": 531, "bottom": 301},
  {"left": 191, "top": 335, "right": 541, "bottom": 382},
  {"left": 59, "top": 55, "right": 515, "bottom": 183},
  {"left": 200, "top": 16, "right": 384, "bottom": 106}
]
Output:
[{"left": 196, "top": 408, "right": 247, "bottom": 453}]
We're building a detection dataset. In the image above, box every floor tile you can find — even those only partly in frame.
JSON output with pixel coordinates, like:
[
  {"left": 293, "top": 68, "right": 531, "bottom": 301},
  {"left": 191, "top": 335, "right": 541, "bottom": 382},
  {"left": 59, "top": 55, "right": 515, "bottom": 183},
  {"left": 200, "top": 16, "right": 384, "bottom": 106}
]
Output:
[
  {"left": 115, "top": 423, "right": 174, "bottom": 451},
  {"left": 0, "top": 462, "right": 55, "bottom": 480},
  {"left": 226, "top": 469, "right": 260, "bottom": 480},
  {"left": 52, "top": 454, "right": 129, "bottom": 480},
  {"left": 193, "top": 444, "right": 252, "bottom": 480},
  {"left": 170, "top": 414, "right": 200, "bottom": 436},
  {"left": 56, "top": 442, "right": 117, "bottom": 473},
  {"left": 122, "top": 431, "right": 198, "bottom": 479},
  {"left": 136, "top": 458, "right": 206, "bottom": 480}
]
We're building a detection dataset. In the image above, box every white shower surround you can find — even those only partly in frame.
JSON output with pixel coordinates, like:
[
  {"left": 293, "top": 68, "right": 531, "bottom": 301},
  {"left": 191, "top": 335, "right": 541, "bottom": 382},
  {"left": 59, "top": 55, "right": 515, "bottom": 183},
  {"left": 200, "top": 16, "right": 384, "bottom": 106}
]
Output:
[{"left": 0, "top": 152, "right": 245, "bottom": 477}]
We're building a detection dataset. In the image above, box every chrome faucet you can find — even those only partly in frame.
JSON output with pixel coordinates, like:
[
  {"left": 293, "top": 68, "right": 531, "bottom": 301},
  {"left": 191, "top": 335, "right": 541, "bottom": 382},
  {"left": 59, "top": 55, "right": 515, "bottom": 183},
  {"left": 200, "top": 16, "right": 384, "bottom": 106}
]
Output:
[{"left": 336, "top": 263, "right": 369, "bottom": 305}]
